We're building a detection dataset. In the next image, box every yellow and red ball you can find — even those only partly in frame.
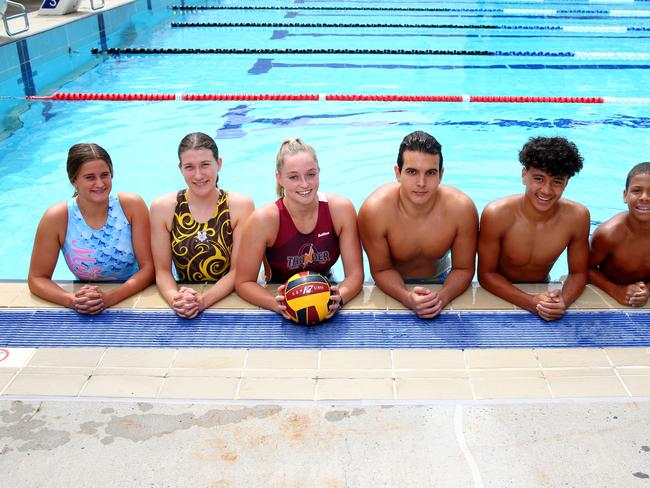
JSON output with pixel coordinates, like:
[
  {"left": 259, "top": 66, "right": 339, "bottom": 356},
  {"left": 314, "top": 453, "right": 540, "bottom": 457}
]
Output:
[{"left": 283, "top": 271, "right": 331, "bottom": 325}]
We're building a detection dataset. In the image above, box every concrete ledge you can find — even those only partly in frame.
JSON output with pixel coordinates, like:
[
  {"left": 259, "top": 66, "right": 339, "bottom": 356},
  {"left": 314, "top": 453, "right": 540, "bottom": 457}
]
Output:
[{"left": 0, "top": 282, "right": 644, "bottom": 311}]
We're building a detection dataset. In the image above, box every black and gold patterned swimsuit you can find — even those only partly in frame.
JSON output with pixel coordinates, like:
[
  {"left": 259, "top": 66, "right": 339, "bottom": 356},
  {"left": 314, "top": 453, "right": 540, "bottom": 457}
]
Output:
[{"left": 171, "top": 189, "right": 233, "bottom": 283}]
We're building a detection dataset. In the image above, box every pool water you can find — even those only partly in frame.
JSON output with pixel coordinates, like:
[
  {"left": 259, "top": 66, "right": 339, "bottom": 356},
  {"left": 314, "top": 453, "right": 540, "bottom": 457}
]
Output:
[{"left": 1, "top": 0, "right": 649, "bottom": 280}]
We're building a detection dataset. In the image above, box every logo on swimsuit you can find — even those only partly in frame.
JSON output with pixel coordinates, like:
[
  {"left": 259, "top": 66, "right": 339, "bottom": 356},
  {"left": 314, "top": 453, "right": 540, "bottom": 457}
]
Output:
[
  {"left": 195, "top": 231, "right": 208, "bottom": 243},
  {"left": 286, "top": 243, "right": 331, "bottom": 271}
]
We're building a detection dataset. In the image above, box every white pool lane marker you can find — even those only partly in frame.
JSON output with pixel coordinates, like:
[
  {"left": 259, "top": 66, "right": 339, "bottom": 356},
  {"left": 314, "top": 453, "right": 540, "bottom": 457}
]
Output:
[{"left": 454, "top": 404, "right": 485, "bottom": 488}]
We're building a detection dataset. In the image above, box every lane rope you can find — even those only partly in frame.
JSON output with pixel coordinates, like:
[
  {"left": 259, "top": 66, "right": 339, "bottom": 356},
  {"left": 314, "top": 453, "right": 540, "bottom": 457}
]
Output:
[
  {"left": 169, "top": 22, "right": 650, "bottom": 32},
  {"left": 27, "top": 93, "right": 650, "bottom": 104},
  {"left": 91, "top": 48, "right": 650, "bottom": 59},
  {"left": 91, "top": 47, "right": 576, "bottom": 56},
  {"left": 170, "top": 5, "right": 650, "bottom": 16}
]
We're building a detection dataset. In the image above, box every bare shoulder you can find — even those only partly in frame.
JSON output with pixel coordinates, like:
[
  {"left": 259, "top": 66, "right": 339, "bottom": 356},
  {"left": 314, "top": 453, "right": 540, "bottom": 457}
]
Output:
[
  {"left": 360, "top": 183, "right": 398, "bottom": 210},
  {"left": 249, "top": 201, "right": 279, "bottom": 225},
  {"left": 559, "top": 198, "right": 590, "bottom": 220},
  {"left": 41, "top": 200, "right": 68, "bottom": 225},
  {"left": 116, "top": 192, "right": 148, "bottom": 213},
  {"left": 243, "top": 203, "right": 278, "bottom": 247},
  {"left": 226, "top": 191, "right": 254, "bottom": 212},
  {"left": 592, "top": 211, "right": 627, "bottom": 243},
  {"left": 324, "top": 192, "right": 355, "bottom": 213},
  {"left": 150, "top": 191, "right": 178, "bottom": 215},
  {"left": 482, "top": 195, "right": 519, "bottom": 220},
  {"left": 439, "top": 185, "right": 477, "bottom": 212}
]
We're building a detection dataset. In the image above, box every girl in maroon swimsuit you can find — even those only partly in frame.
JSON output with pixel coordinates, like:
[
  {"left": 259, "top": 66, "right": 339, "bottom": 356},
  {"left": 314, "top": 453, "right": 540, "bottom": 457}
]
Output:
[{"left": 235, "top": 138, "right": 364, "bottom": 319}]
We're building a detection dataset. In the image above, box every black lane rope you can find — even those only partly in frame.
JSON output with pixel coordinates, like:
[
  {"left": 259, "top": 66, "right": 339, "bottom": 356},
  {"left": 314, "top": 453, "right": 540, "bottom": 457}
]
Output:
[
  {"left": 168, "top": 22, "right": 650, "bottom": 32},
  {"left": 91, "top": 47, "right": 574, "bottom": 56},
  {"left": 172, "top": 6, "right": 459, "bottom": 11},
  {"left": 170, "top": 22, "right": 501, "bottom": 29},
  {"left": 168, "top": 5, "right": 618, "bottom": 13}
]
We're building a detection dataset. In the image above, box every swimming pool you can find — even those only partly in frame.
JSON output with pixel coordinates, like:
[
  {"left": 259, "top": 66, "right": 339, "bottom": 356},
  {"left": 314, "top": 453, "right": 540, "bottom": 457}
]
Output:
[{"left": 1, "top": 0, "right": 649, "bottom": 281}]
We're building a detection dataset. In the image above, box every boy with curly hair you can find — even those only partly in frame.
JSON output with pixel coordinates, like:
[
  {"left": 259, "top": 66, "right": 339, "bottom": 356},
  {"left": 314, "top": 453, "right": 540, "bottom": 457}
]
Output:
[
  {"left": 478, "top": 136, "right": 590, "bottom": 321},
  {"left": 589, "top": 162, "right": 650, "bottom": 307}
]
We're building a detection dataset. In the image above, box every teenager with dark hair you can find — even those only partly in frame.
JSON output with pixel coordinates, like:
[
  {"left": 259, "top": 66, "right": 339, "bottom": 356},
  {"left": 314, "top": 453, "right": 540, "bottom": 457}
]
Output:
[{"left": 478, "top": 136, "right": 590, "bottom": 321}]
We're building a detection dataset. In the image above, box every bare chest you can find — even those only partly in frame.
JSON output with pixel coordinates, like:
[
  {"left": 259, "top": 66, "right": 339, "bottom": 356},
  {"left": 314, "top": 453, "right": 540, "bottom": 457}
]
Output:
[
  {"left": 386, "top": 216, "right": 455, "bottom": 262},
  {"left": 501, "top": 219, "right": 572, "bottom": 268},
  {"left": 603, "top": 237, "right": 650, "bottom": 281}
]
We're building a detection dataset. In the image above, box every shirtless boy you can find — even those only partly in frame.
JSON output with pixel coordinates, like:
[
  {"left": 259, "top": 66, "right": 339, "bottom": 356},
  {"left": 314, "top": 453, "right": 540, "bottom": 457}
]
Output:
[
  {"left": 478, "top": 136, "right": 590, "bottom": 321},
  {"left": 358, "top": 131, "right": 478, "bottom": 319},
  {"left": 589, "top": 162, "right": 650, "bottom": 307}
]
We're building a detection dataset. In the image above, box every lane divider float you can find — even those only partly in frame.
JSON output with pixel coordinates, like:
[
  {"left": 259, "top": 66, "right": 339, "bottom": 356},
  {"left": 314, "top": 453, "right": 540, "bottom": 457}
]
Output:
[
  {"left": 26, "top": 93, "right": 650, "bottom": 104},
  {"left": 91, "top": 48, "right": 650, "bottom": 59},
  {"left": 91, "top": 47, "right": 574, "bottom": 56},
  {"left": 170, "top": 5, "right": 650, "bottom": 16},
  {"left": 169, "top": 22, "right": 650, "bottom": 32}
]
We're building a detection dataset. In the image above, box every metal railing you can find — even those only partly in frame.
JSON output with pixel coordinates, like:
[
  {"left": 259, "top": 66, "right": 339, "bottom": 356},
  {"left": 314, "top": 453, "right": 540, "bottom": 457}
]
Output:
[{"left": 1, "top": 0, "right": 30, "bottom": 36}]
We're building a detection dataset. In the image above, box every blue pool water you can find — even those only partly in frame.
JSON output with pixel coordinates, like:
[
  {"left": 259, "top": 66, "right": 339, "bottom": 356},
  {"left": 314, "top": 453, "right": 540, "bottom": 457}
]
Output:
[{"left": 1, "top": 0, "right": 649, "bottom": 281}]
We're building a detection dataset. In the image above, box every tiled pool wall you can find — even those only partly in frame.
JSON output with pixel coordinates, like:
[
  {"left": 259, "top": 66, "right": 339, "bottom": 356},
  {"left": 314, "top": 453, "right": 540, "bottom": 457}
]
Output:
[{"left": 0, "top": 0, "right": 169, "bottom": 135}]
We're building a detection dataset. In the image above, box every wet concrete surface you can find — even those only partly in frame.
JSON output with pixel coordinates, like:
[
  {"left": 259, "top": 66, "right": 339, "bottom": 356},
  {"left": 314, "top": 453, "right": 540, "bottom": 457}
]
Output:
[{"left": 0, "top": 399, "right": 649, "bottom": 487}]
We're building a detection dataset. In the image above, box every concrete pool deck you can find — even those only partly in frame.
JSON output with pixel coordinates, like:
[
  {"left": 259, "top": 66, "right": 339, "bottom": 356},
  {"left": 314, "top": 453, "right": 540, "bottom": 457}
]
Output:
[{"left": 0, "top": 282, "right": 648, "bottom": 402}]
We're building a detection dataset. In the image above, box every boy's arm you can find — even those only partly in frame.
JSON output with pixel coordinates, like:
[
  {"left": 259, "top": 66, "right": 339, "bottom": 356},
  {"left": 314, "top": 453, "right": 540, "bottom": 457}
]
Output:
[
  {"left": 329, "top": 196, "right": 364, "bottom": 307},
  {"left": 438, "top": 197, "right": 478, "bottom": 307},
  {"left": 477, "top": 206, "right": 539, "bottom": 314},
  {"left": 588, "top": 224, "right": 642, "bottom": 306},
  {"left": 561, "top": 205, "right": 590, "bottom": 307},
  {"left": 358, "top": 201, "right": 412, "bottom": 308}
]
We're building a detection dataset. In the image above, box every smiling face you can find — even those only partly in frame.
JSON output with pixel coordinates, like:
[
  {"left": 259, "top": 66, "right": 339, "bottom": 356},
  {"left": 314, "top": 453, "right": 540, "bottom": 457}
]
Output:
[
  {"left": 522, "top": 166, "right": 568, "bottom": 213},
  {"left": 395, "top": 150, "right": 443, "bottom": 205},
  {"left": 624, "top": 173, "right": 650, "bottom": 222},
  {"left": 276, "top": 151, "right": 320, "bottom": 204},
  {"left": 72, "top": 159, "right": 112, "bottom": 204},
  {"left": 179, "top": 148, "right": 221, "bottom": 197}
]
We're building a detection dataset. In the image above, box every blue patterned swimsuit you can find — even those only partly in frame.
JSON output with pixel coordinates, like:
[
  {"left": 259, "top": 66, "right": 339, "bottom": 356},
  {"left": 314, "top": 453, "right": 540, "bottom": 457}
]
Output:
[{"left": 61, "top": 194, "right": 139, "bottom": 281}]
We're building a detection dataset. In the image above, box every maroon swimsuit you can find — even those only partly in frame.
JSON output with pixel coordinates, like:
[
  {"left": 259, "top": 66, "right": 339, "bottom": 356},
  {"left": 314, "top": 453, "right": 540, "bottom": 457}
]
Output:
[{"left": 265, "top": 194, "right": 340, "bottom": 283}]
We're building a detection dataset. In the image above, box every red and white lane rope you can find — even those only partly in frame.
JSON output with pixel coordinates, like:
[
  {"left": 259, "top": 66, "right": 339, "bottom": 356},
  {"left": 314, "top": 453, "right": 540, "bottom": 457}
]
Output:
[{"left": 25, "top": 93, "right": 650, "bottom": 104}]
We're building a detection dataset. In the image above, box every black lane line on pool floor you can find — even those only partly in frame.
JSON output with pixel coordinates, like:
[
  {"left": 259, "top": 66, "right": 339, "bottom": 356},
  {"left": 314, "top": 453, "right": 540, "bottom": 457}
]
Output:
[{"left": 0, "top": 310, "right": 648, "bottom": 349}]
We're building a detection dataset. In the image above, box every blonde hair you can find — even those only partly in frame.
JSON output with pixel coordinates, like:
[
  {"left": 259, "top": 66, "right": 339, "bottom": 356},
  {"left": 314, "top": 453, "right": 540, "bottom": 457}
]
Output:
[{"left": 275, "top": 138, "right": 319, "bottom": 197}]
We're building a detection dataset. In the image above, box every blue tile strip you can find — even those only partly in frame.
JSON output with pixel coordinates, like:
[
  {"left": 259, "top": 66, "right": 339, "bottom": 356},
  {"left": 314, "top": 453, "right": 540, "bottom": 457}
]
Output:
[
  {"left": 98, "top": 13, "right": 107, "bottom": 52},
  {"left": 0, "top": 310, "right": 648, "bottom": 349},
  {"left": 16, "top": 40, "right": 35, "bottom": 97}
]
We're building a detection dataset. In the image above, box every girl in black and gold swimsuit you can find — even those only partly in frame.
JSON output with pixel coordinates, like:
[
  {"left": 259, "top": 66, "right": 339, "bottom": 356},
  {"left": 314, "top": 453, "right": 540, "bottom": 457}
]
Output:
[
  {"left": 150, "top": 132, "right": 254, "bottom": 319},
  {"left": 171, "top": 188, "right": 232, "bottom": 283}
]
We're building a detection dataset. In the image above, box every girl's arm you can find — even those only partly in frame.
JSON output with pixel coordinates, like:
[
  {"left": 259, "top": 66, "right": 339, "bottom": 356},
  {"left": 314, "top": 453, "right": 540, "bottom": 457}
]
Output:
[
  {"left": 27, "top": 202, "right": 75, "bottom": 309},
  {"left": 150, "top": 193, "right": 181, "bottom": 308},
  {"left": 102, "top": 193, "right": 155, "bottom": 308},
  {"left": 198, "top": 192, "right": 254, "bottom": 310},
  {"left": 235, "top": 205, "right": 283, "bottom": 313}
]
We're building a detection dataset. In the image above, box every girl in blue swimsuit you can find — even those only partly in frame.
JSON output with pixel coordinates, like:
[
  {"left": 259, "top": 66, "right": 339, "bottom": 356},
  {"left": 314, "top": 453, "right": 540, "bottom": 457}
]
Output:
[{"left": 28, "top": 143, "right": 154, "bottom": 314}]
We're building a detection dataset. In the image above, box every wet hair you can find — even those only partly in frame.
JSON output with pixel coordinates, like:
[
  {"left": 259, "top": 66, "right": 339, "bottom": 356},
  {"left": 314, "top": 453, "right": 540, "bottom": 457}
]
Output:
[
  {"left": 396, "top": 131, "right": 443, "bottom": 172},
  {"left": 67, "top": 143, "right": 113, "bottom": 196},
  {"left": 625, "top": 162, "right": 650, "bottom": 190},
  {"left": 178, "top": 132, "right": 220, "bottom": 186},
  {"left": 518, "top": 136, "right": 583, "bottom": 178},
  {"left": 275, "top": 138, "right": 318, "bottom": 197}
]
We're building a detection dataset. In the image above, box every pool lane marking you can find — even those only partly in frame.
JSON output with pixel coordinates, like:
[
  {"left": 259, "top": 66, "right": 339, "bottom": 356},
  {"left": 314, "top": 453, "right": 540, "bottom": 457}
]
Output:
[{"left": 454, "top": 405, "right": 485, "bottom": 488}]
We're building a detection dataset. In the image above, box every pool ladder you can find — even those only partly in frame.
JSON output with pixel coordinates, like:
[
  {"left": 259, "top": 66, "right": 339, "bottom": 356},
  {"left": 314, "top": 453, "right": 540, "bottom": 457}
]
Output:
[{"left": 1, "top": 0, "right": 29, "bottom": 36}]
